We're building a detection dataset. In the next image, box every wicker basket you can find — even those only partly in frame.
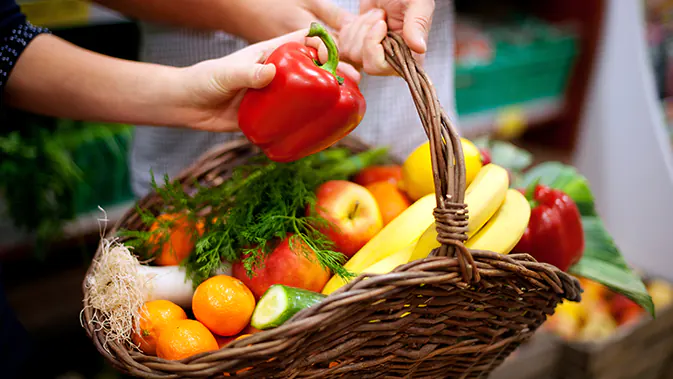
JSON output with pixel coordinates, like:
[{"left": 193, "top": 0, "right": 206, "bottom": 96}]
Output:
[{"left": 81, "top": 32, "right": 582, "bottom": 378}]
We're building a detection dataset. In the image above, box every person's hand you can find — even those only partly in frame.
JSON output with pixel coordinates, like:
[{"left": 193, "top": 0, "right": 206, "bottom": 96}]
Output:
[
  {"left": 175, "top": 29, "right": 360, "bottom": 133},
  {"left": 339, "top": 0, "right": 435, "bottom": 76},
  {"left": 231, "top": 0, "right": 355, "bottom": 44}
]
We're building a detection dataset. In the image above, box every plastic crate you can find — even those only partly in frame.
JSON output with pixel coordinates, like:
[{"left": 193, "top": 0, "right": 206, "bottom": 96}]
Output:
[
  {"left": 69, "top": 123, "right": 134, "bottom": 215},
  {"left": 455, "top": 19, "right": 579, "bottom": 116}
]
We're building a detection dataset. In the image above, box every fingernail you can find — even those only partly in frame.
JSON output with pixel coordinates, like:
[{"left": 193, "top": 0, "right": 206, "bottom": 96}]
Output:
[
  {"left": 254, "top": 65, "right": 265, "bottom": 80},
  {"left": 416, "top": 35, "right": 427, "bottom": 52},
  {"left": 255, "top": 64, "right": 273, "bottom": 81}
]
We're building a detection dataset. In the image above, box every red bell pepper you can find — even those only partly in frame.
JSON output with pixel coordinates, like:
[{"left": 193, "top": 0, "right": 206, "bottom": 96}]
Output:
[
  {"left": 237, "top": 22, "right": 366, "bottom": 163},
  {"left": 514, "top": 183, "right": 585, "bottom": 272}
]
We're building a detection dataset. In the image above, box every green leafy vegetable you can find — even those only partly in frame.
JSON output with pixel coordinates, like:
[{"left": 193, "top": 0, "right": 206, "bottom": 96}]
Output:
[
  {"left": 473, "top": 137, "right": 533, "bottom": 172},
  {"left": 570, "top": 217, "right": 655, "bottom": 316},
  {"left": 517, "top": 161, "right": 596, "bottom": 216},
  {"left": 0, "top": 112, "right": 130, "bottom": 257}
]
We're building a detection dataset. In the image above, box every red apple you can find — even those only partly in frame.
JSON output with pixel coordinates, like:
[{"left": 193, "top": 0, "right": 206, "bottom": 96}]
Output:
[
  {"left": 311, "top": 180, "right": 383, "bottom": 257},
  {"left": 232, "top": 235, "right": 330, "bottom": 299}
]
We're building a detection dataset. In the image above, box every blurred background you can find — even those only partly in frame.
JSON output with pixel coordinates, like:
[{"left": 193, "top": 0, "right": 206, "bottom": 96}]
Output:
[{"left": 2, "top": 0, "right": 673, "bottom": 378}]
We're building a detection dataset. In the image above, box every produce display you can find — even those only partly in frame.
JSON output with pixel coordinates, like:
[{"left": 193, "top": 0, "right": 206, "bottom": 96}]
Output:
[
  {"left": 544, "top": 277, "right": 673, "bottom": 342},
  {"left": 82, "top": 133, "right": 655, "bottom": 366}
]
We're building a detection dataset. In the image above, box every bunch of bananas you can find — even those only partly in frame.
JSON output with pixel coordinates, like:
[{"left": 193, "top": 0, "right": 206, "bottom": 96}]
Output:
[{"left": 322, "top": 139, "right": 532, "bottom": 295}]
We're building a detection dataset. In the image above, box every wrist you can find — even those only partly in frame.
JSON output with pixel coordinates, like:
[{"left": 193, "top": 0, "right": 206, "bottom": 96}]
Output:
[{"left": 143, "top": 65, "right": 199, "bottom": 127}]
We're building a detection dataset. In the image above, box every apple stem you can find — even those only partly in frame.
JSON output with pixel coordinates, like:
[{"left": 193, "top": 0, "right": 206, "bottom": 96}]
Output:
[{"left": 349, "top": 201, "right": 360, "bottom": 220}]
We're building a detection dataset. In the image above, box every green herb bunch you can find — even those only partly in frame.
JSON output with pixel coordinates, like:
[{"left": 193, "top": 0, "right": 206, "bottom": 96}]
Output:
[{"left": 121, "top": 146, "right": 389, "bottom": 286}]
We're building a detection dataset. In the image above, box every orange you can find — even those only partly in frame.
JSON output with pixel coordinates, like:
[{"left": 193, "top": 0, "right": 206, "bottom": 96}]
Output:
[
  {"left": 192, "top": 275, "right": 256, "bottom": 337},
  {"left": 353, "top": 165, "right": 403, "bottom": 187},
  {"left": 131, "top": 300, "right": 187, "bottom": 356},
  {"left": 156, "top": 319, "right": 218, "bottom": 360},
  {"left": 365, "top": 181, "right": 412, "bottom": 225},
  {"left": 149, "top": 213, "right": 205, "bottom": 266}
]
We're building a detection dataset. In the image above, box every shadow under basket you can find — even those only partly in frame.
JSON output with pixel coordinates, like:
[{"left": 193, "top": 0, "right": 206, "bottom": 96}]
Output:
[{"left": 81, "top": 33, "right": 582, "bottom": 378}]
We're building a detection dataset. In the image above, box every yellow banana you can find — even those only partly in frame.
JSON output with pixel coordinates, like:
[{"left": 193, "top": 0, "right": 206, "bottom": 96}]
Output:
[
  {"left": 409, "top": 163, "right": 509, "bottom": 262},
  {"left": 358, "top": 241, "right": 416, "bottom": 277},
  {"left": 465, "top": 189, "right": 531, "bottom": 254},
  {"left": 322, "top": 194, "right": 436, "bottom": 295},
  {"left": 409, "top": 221, "right": 442, "bottom": 262}
]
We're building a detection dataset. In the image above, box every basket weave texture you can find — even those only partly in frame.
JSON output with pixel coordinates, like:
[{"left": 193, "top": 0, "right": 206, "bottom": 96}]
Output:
[{"left": 82, "top": 32, "right": 582, "bottom": 378}]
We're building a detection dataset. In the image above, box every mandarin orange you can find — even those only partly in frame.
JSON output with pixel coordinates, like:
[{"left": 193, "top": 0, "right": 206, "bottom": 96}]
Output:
[
  {"left": 131, "top": 300, "right": 187, "bottom": 356},
  {"left": 192, "top": 275, "right": 256, "bottom": 337},
  {"left": 365, "top": 181, "right": 412, "bottom": 225},
  {"left": 156, "top": 319, "right": 218, "bottom": 360},
  {"left": 150, "top": 213, "right": 205, "bottom": 266}
]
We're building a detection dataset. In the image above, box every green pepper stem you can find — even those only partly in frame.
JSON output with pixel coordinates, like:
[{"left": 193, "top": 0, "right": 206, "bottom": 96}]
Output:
[
  {"left": 307, "top": 22, "right": 345, "bottom": 85},
  {"left": 524, "top": 178, "right": 540, "bottom": 209}
]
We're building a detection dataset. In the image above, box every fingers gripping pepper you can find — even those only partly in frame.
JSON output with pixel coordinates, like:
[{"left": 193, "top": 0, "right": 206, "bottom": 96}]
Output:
[
  {"left": 514, "top": 183, "right": 585, "bottom": 272},
  {"left": 238, "top": 23, "right": 367, "bottom": 163}
]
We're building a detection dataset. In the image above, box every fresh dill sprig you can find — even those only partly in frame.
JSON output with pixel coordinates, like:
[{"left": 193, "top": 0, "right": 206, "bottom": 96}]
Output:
[{"left": 121, "top": 146, "right": 390, "bottom": 286}]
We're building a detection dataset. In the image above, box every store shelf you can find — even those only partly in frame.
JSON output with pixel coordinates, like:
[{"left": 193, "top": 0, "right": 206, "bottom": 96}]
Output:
[
  {"left": 458, "top": 97, "right": 564, "bottom": 139},
  {"left": 61, "top": 201, "right": 133, "bottom": 238},
  {"left": 0, "top": 200, "right": 133, "bottom": 259}
]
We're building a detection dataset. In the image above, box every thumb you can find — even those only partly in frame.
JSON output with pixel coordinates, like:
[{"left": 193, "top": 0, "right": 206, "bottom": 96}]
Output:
[
  {"left": 403, "top": 0, "right": 435, "bottom": 54},
  {"left": 216, "top": 63, "right": 277, "bottom": 94}
]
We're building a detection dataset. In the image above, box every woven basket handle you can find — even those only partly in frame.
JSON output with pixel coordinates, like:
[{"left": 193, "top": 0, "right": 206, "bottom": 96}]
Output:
[{"left": 382, "top": 33, "right": 479, "bottom": 283}]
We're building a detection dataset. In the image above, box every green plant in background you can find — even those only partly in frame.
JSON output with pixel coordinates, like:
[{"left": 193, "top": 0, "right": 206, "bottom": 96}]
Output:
[{"left": 0, "top": 110, "right": 132, "bottom": 257}]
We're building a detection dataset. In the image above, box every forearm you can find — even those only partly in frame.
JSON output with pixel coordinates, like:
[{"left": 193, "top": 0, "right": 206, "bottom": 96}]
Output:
[
  {"left": 92, "top": 0, "right": 235, "bottom": 31},
  {"left": 92, "top": 0, "right": 268, "bottom": 42},
  {"left": 5, "top": 34, "right": 190, "bottom": 127}
]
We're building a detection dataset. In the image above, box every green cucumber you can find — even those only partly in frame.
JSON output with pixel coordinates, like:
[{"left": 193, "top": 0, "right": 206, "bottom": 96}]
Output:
[{"left": 251, "top": 285, "right": 326, "bottom": 330}]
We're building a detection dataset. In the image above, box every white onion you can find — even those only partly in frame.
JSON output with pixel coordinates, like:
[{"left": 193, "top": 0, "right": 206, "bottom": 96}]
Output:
[{"left": 136, "top": 261, "right": 233, "bottom": 308}]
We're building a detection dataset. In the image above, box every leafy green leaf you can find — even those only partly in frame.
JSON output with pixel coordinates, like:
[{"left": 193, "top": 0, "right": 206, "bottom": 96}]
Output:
[
  {"left": 570, "top": 217, "right": 654, "bottom": 316},
  {"left": 471, "top": 137, "right": 533, "bottom": 173},
  {"left": 516, "top": 161, "right": 596, "bottom": 216},
  {"left": 489, "top": 141, "right": 533, "bottom": 172}
]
